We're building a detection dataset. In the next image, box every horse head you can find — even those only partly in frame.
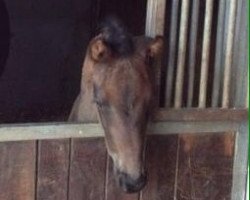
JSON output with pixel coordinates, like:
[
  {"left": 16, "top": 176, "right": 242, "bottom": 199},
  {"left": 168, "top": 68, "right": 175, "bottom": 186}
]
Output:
[{"left": 69, "top": 17, "right": 163, "bottom": 193}]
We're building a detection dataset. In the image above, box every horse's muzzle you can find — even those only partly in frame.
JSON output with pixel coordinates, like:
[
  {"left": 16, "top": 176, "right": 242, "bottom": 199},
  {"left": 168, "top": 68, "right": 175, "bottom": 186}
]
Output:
[{"left": 118, "top": 171, "right": 147, "bottom": 193}]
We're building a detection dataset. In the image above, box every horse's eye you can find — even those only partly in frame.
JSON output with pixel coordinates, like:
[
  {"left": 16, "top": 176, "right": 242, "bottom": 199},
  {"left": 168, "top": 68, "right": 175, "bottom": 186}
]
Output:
[
  {"left": 94, "top": 99, "right": 100, "bottom": 106},
  {"left": 93, "top": 94, "right": 108, "bottom": 108},
  {"left": 93, "top": 95, "right": 102, "bottom": 107}
]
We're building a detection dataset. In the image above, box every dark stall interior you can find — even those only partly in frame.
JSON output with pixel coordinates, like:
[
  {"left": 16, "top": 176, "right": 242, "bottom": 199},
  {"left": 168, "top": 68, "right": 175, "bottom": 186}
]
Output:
[
  {"left": 0, "top": 0, "right": 147, "bottom": 123},
  {"left": 0, "top": 0, "right": 222, "bottom": 123}
]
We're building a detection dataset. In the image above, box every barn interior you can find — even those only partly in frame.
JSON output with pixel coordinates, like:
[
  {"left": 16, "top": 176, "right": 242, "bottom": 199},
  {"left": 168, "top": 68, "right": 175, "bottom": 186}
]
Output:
[{"left": 0, "top": 0, "right": 247, "bottom": 199}]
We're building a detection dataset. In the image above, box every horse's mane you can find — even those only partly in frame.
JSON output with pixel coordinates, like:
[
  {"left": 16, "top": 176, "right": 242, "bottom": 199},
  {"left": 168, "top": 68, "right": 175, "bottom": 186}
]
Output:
[{"left": 97, "top": 16, "right": 134, "bottom": 57}]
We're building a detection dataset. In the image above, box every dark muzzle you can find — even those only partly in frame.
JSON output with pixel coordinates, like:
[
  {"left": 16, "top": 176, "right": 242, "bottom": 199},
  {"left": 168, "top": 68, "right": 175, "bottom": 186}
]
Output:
[{"left": 117, "top": 171, "right": 147, "bottom": 193}]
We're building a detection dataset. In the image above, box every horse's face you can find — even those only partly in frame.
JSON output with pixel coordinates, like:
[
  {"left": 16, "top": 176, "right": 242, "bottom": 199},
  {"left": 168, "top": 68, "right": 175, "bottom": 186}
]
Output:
[{"left": 89, "top": 35, "right": 163, "bottom": 192}]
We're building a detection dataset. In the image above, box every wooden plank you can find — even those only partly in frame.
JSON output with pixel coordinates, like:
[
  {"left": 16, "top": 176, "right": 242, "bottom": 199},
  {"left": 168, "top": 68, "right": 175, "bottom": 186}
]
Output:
[
  {"left": 0, "top": 141, "right": 36, "bottom": 200},
  {"left": 0, "top": 123, "right": 104, "bottom": 141},
  {"left": 0, "top": 121, "right": 241, "bottom": 142},
  {"left": 105, "top": 156, "right": 139, "bottom": 200},
  {"left": 0, "top": 120, "right": 246, "bottom": 142},
  {"left": 230, "top": 1, "right": 248, "bottom": 197},
  {"left": 154, "top": 108, "right": 248, "bottom": 122},
  {"left": 177, "top": 133, "right": 234, "bottom": 199},
  {"left": 0, "top": 109, "right": 247, "bottom": 142},
  {"left": 36, "top": 139, "right": 69, "bottom": 200},
  {"left": 149, "top": 121, "right": 239, "bottom": 135},
  {"left": 69, "top": 138, "right": 106, "bottom": 200},
  {"left": 231, "top": 122, "right": 248, "bottom": 200},
  {"left": 141, "top": 135, "right": 178, "bottom": 200}
]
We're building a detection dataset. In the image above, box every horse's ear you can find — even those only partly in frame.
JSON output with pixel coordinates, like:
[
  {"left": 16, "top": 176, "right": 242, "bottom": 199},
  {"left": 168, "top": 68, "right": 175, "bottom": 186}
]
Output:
[
  {"left": 147, "top": 35, "right": 164, "bottom": 58},
  {"left": 90, "top": 38, "right": 109, "bottom": 61}
]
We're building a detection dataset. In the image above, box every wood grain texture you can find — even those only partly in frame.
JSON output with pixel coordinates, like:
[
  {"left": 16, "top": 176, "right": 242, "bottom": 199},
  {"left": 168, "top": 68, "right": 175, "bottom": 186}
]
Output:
[
  {"left": 36, "top": 139, "right": 70, "bottom": 200},
  {"left": 231, "top": 122, "right": 248, "bottom": 200},
  {"left": 69, "top": 138, "right": 106, "bottom": 200},
  {"left": 177, "top": 133, "right": 234, "bottom": 199},
  {"left": 0, "top": 108, "right": 247, "bottom": 142},
  {"left": 105, "top": 156, "right": 139, "bottom": 200},
  {"left": 0, "top": 141, "right": 36, "bottom": 200},
  {"left": 141, "top": 135, "right": 178, "bottom": 200},
  {"left": 154, "top": 108, "right": 248, "bottom": 122}
]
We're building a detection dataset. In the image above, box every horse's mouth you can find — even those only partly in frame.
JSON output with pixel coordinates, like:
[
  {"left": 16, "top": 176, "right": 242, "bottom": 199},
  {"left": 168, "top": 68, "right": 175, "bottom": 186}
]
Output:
[{"left": 115, "top": 169, "right": 147, "bottom": 193}]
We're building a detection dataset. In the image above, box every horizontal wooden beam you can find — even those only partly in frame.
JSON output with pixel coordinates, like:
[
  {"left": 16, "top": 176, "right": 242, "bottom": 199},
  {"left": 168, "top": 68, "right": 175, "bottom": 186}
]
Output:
[
  {"left": 0, "top": 120, "right": 243, "bottom": 142},
  {"left": 0, "top": 109, "right": 246, "bottom": 142},
  {"left": 153, "top": 108, "right": 248, "bottom": 122},
  {"left": 0, "top": 123, "right": 104, "bottom": 142},
  {"left": 149, "top": 121, "right": 240, "bottom": 134}
]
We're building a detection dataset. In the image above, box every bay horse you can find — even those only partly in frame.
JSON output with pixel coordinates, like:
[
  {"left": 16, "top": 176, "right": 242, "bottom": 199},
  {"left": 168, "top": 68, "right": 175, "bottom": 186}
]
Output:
[{"left": 69, "top": 17, "right": 163, "bottom": 193}]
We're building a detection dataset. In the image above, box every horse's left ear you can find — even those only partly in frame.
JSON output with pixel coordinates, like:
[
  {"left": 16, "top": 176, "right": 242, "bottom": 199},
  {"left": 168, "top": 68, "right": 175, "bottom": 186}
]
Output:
[{"left": 147, "top": 35, "right": 164, "bottom": 58}]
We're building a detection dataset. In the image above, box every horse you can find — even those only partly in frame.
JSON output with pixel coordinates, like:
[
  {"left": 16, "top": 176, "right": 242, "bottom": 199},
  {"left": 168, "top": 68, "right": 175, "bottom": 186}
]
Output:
[{"left": 69, "top": 17, "right": 163, "bottom": 193}]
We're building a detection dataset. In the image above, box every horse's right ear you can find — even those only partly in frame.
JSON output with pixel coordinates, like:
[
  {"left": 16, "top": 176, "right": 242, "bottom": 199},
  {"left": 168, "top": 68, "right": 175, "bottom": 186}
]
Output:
[
  {"left": 147, "top": 36, "right": 164, "bottom": 58},
  {"left": 89, "top": 38, "right": 110, "bottom": 62}
]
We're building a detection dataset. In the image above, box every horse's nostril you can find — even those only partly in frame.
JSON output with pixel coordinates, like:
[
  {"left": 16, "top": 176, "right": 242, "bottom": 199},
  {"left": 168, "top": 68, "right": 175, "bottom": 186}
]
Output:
[{"left": 118, "top": 172, "right": 147, "bottom": 193}]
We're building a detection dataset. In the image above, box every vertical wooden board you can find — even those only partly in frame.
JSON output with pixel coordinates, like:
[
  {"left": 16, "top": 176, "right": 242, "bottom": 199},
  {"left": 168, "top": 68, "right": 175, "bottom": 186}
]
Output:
[
  {"left": 0, "top": 141, "right": 36, "bottom": 200},
  {"left": 69, "top": 138, "right": 106, "bottom": 200},
  {"left": 105, "top": 156, "right": 139, "bottom": 200},
  {"left": 141, "top": 135, "right": 178, "bottom": 200},
  {"left": 231, "top": 122, "right": 248, "bottom": 200},
  {"left": 36, "top": 139, "right": 70, "bottom": 200},
  {"left": 177, "top": 133, "right": 234, "bottom": 199}
]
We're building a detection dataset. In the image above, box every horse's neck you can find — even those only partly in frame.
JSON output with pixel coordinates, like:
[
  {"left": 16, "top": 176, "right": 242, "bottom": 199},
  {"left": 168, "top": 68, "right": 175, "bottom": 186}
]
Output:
[
  {"left": 78, "top": 73, "right": 98, "bottom": 122},
  {"left": 69, "top": 54, "right": 98, "bottom": 122}
]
